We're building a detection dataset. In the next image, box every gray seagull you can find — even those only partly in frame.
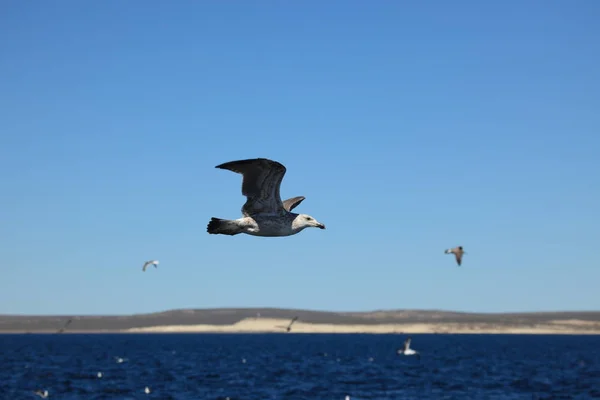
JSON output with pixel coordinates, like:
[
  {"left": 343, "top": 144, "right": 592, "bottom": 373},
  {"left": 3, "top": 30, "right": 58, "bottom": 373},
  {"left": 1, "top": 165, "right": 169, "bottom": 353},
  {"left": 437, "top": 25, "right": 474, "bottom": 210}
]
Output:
[
  {"left": 207, "top": 158, "right": 326, "bottom": 237},
  {"left": 142, "top": 260, "right": 159, "bottom": 272},
  {"left": 444, "top": 246, "right": 466, "bottom": 266}
]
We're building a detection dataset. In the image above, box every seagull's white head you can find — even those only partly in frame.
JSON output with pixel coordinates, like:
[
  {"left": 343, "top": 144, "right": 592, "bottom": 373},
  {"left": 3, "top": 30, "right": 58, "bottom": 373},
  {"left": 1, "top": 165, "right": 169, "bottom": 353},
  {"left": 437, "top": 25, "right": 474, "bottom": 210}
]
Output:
[{"left": 293, "top": 214, "right": 326, "bottom": 231}]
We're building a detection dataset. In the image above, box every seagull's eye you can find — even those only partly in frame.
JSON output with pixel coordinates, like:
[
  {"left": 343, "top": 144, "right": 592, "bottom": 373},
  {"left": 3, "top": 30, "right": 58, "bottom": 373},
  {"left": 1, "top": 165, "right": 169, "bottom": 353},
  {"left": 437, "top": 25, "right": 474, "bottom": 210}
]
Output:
[{"left": 306, "top": 217, "right": 312, "bottom": 220}]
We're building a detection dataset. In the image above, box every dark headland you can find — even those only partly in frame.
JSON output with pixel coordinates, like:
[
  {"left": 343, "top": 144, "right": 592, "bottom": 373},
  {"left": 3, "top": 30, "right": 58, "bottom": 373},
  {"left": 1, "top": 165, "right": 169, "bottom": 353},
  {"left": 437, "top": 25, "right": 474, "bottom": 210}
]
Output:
[{"left": 2, "top": 308, "right": 600, "bottom": 334}]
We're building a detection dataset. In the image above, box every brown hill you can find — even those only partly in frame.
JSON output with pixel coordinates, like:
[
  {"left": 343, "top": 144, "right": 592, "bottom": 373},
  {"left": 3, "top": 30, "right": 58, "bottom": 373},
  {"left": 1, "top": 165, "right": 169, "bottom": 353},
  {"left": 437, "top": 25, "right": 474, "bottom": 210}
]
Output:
[{"left": 1, "top": 308, "right": 600, "bottom": 333}]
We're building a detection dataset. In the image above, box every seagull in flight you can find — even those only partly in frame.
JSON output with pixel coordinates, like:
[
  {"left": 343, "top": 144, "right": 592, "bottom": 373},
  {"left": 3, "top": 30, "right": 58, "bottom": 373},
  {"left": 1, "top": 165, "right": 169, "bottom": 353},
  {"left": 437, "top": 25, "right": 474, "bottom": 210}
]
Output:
[
  {"left": 34, "top": 390, "right": 49, "bottom": 398},
  {"left": 286, "top": 316, "right": 298, "bottom": 332},
  {"left": 206, "top": 158, "right": 326, "bottom": 237},
  {"left": 57, "top": 318, "right": 72, "bottom": 334},
  {"left": 114, "top": 356, "right": 128, "bottom": 364},
  {"left": 142, "top": 260, "right": 159, "bottom": 272},
  {"left": 444, "top": 246, "right": 466, "bottom": 266},
  {"left": 397, "top": 337, "right": 420, "bottom": 359}
]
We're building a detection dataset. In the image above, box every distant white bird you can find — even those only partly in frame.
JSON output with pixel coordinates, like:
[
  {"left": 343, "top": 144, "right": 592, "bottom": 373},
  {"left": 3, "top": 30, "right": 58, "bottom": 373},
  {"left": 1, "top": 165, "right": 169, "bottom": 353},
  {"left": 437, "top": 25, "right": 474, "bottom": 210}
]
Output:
[
  {"left": 97, "top": 372, "right": 102, "bottom": 378},
  {"left": 142, "top": 260, "right": 159, "bottom": 272},
  {"left": 114, "top": 356, "right": 128, "bottom": 364},
  {"left": 144, "top": 386, "right": 151, "bottom": 394},
  {"left": 34, "top": 390, "right": 49, "bottom": 398},
  {"left": 397, "top": 337, "right": 420, "bottom": 359}
]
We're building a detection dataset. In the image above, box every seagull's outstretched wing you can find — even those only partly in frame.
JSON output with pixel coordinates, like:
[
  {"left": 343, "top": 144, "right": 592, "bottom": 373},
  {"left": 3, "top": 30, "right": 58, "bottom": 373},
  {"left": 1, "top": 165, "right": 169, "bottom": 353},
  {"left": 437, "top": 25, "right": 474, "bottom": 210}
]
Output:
[
  {"left": 282, "top": 196, "right": 306, "bottom": 212},
  {"left": 403, "top": 337, "right": 411, "bottom": 352},
  {"left": 215, "top": 158, "right": 287, "bottom": 216},
  {"left": 57, "top": 318, "right": 73, "bottom": 333},
  {"left": 455, "top": 252, "right": 463, "bottom": 266},
  {"left": 453, "top": 247, "right": 464, "bottom": 266},
  {"left": 287, "top": 316, "right": 299, "bottom": 330}
]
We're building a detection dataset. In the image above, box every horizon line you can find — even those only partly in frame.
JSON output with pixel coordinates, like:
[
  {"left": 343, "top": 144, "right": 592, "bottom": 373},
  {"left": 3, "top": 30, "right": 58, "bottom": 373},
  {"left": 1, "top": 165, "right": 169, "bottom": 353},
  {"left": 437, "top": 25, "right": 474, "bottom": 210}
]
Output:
[{"left": 2, "top": 306, "right": 600, "bottom": 317}]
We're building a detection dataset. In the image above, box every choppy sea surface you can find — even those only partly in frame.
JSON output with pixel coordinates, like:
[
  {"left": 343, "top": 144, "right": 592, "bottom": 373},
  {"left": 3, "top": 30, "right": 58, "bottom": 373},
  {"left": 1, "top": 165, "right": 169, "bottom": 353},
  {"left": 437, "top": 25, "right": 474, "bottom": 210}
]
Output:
[{"left": 1, "top": 333, "right": 599, "bottom": 399}]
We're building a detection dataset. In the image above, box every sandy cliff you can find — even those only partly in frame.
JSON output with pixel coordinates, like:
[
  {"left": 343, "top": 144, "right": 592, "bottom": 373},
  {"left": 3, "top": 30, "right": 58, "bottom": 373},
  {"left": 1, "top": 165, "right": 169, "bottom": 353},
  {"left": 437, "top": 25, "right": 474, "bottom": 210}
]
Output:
[{"left": 124, "top": 317, "right": 600, "bottom": 335}]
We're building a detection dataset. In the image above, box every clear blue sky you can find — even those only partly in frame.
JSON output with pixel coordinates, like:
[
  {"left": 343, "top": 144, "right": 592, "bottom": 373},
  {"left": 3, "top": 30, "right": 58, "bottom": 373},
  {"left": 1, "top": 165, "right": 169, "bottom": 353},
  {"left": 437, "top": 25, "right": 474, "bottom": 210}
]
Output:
[{"left": 1, "top": 1, "right": 599, "bottom": 316}]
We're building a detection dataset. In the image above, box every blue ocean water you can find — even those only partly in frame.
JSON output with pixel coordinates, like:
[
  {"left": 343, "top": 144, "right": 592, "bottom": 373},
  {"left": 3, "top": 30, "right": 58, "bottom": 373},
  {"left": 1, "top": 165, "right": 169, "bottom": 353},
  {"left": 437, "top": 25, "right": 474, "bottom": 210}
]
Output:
[{"left": 1, "top": 333, "right": 599, "bottom": 400}]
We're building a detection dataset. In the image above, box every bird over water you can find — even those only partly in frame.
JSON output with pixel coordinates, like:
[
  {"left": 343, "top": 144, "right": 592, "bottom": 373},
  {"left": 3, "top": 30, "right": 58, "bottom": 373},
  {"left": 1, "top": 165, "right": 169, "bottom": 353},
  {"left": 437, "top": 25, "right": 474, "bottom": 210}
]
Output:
[
  {"left": 397, "top": 337, "right": 420, "bottom": 359},
  {"left": 207, "top": 158, "right": 326, "bottom": 237}
]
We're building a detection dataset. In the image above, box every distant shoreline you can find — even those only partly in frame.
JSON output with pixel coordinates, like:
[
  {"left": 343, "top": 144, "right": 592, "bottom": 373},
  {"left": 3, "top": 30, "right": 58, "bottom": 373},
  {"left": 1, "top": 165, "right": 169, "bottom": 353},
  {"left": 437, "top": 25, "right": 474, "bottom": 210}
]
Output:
[
  {"left": 2, "top": 317, "right": 600, "bottom": 335},
  {"left": 3, "top": 332, "right": 600, "bottom": 335},
  {"left": 2, "top": 308, "right": 600, "bottom": 334},
  {"left": 115, "top": 318, "right": 600, "bottom": 335}
]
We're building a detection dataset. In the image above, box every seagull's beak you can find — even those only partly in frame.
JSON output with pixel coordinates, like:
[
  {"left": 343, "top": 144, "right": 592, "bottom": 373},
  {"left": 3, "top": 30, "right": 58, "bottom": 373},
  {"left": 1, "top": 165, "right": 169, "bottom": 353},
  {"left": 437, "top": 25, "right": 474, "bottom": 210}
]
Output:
[{"left": 317, "top": 223, "right": 326, "bottom": 229}]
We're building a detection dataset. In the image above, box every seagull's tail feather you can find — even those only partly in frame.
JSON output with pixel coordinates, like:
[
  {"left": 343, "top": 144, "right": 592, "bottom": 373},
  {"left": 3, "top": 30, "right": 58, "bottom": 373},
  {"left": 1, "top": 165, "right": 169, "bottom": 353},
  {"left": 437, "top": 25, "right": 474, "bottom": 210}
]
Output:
[{"left": 207, "top": 217, "right": 242, "bottom": 235}]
